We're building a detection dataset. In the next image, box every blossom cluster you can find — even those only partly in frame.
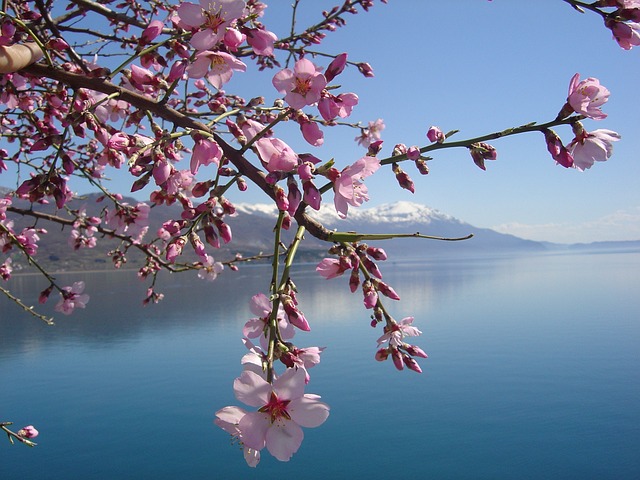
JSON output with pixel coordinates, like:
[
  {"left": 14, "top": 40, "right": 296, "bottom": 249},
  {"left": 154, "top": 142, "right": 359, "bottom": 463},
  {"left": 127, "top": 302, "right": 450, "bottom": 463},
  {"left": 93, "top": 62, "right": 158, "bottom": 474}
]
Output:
[
  {"left": 596, "top": 0, "right": 640, "bottom": 49},
  {"left": 215, "top": 292, "right": 328, "bottom": 466}
]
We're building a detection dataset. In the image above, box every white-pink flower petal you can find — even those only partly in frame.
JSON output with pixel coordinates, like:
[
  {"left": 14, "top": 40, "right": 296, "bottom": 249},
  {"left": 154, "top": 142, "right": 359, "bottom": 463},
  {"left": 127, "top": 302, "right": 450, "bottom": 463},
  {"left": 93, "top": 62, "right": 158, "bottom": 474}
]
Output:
[
  {"left": 234, "top": 370, "right": 271, "bottom": 407},
  {"left": 288, "top": 394, "right": 330, "bottom": 428},
  {"left": 265, "top": 418, "right": 304, "bottom": 461}
]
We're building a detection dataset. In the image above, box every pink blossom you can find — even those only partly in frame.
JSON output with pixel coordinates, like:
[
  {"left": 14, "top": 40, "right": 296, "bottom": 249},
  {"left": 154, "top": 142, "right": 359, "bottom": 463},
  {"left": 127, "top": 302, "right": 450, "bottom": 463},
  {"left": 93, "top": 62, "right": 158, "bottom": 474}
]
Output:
[
  {"left": 177, "top": 0, "right": 246, "bottom": 51},
  {"left": 243, "top": 293, "right": 294, "bottom": 343},
  {"left": 214, "top": 406, "right": 261, "bottom": 467},
  {"left": 316, "top": 258, "right": 348, "bottom": 279},
  {"left": 105, "top": 202, "right": 150, "bottom": 240},
  {"left": 272, "top": 58, "right": 327, "bottom": 109},
  {"left": 0, "top": 197, "right": 11, "bottom": 220},
  {"left": 254, "top": 137, "right": 298, "bottom": 173},
  {"left": 55, "top": 281, "right": 90, "bottom": 315},
  {"left": 0, "top": 257, "right": 12, "bottom": 280},
  {"left": 281, "top": 346, "right": 325, "bottom": 372},
  {"left": 355, "top": 118, "right": 385, "bottom": 148},
  {"left": 186, "top": 50, "right": 246, "bottom": 89},
  {"left": 232, "top": 367, "right": 329, "bottom": 462},
  {"left": 567, "top": 127, "right": 621, "bottom": 171},
  {"left": 606, "top": 18, "right": 640, "bottom": 50},
  {"left": 198, "top": 254, "right": 224, "bottom": 281},
  {"left": 377, "top": 317, "right": 422, "bottom": 347},
  {"left": 15, "top": 227, "right": 43, "bottom": 255},
  {"left": 246, "top": 28, "right": 278, "bottom": 56},
  {"left": 333, "top": 155, "right": 380, "bottom": 218},
  {"left": 190, "top": 137, "right": 223, "bottom": 174},
  {"left": 566, "top": 73, "right": 610, "bottom": 120},
  {"left": 318, "top": 92, "right": 358, "bottom": 121},
  {"left": 141, "top": 20, "right": 164, "bottom": 43}
]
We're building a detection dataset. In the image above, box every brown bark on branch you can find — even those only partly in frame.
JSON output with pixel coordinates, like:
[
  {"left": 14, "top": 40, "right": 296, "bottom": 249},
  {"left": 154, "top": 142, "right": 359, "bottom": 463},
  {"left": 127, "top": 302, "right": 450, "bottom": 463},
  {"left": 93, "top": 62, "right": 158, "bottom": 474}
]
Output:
[{"left": 21, "top": 63, "right": 337, "bottom": 243}]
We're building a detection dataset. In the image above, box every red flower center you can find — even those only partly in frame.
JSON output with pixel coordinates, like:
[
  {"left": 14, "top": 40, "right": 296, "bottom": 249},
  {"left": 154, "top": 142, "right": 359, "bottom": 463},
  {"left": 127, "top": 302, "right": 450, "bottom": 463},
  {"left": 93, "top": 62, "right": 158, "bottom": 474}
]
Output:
[{"left": 259, "top": 392, "right": 291, "bottom": 423}]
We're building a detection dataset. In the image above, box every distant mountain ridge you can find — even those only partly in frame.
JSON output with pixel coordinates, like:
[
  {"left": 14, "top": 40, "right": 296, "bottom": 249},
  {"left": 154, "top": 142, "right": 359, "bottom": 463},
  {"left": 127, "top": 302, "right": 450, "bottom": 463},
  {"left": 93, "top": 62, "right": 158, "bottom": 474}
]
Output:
[{"left": 2, "top": 185, "right": 638, "bottom": 271}]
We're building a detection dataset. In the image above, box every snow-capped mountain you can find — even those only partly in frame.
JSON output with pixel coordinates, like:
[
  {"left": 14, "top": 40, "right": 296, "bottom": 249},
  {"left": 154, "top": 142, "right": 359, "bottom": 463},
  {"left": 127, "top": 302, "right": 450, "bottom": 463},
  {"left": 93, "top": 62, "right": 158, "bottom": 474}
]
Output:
[{"left": 233, "top": 201, "right": 545, "bottom": 256}]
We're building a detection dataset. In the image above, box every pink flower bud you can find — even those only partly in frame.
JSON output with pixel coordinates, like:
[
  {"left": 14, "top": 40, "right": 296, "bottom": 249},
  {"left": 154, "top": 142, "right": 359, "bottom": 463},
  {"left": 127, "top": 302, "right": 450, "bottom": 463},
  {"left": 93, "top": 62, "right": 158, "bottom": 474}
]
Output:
[
  {"left": 39, "top": 285, "right": 53, "bottom": 304},
  {"left": 406, "top": 146, "right": 420, "bottom": 160},
  {"left": 215, "top": 219, "right": 232, "bottom": 244},
  {"left": 391, "top": 348, "right": 403, "bottom": 370},
  {"left": 361, "top": 256, "right": 382, "bottom": 279},
  {"left": 274, "top": 184, "right": 289, "bottom": 212},
  {"left": 303, "top": 180, "right": 321, "bottom": 210},
  {"left": 349, "top": 268, "right": 360, "bottom": 293},
  {"left": 469, "top": 142, "right": 497, "bottom": 171},
  {"left": 375, "top": 348, "right": 389, "bottom": 361},
  {"left": 47, "top": 38, "right": 69, "bottom": 51},
  {"left": 281, "top": 211, "right": 292, "bottom": 230},
  {"left": 403, "top": 355, "right": 422, "bottom": 373},
  {"left": 204, "top": 224, "right": 220, "bottom": 248},
  {"left": 366, "top": 246, "right": 387, "bottom": 261},
  {"left": 17, "top": 425, "right": 38, "bottom": 439},
  {"left": 166, "top": 236, "right": 186, "bottom": 262},
  {"left": 223, "top": 28, "right": 246, "bottom": 51},
  {"left": 393, "top": 164, "right": 415, "bottom": 193},
  {"left": 415, "top": 158, "right": 430, "bottom": 175},
  {"left": 287, "top": 179, "right": 302, "bottom": 215},
  {"left": 325, "top": 53, "right": 347, "bottom": 82},
  {"left": 281, "top": 295, "right": 311, "bottom": 331},
  {"left": 427, "top": 126, "right": 445, "bottom": 143},
  {"left": 543, "top": 129, "right": 574, "bottom": 168},
  {"left": 108, "top": 132, "right": 130, "bottom": 150},
  {"left": 405, "top": 344, "right": 428, "bottom": 358},
  {"left": 357, "top": 62, "right": 374, "bottom": 77},
  {"left": 167, "top": 60, "right": 187, "bottom": 82},
  {"left": 375, "top": 279, "right": 400, "bottom": 301},
  {"left": 362, "top": 279, "right": 378, "bottom": 309}
]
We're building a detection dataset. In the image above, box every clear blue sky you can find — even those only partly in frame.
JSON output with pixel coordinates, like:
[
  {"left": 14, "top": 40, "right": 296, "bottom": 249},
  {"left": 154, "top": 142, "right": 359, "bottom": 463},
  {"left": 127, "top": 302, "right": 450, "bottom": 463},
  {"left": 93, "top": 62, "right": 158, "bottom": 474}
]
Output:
[
  {"left": 252, "top": 0, "right": 640, "bottom": 244},
  {"left": 6, "top": 1, "right": 639, "bottom": 243}
]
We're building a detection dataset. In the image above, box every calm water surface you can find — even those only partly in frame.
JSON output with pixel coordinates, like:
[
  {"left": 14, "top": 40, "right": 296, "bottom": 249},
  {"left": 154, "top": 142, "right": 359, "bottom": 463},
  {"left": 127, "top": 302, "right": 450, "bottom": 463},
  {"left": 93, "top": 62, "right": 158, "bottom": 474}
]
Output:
[{"left": 0, "top": 251, "right": 638, "bottom": 479}]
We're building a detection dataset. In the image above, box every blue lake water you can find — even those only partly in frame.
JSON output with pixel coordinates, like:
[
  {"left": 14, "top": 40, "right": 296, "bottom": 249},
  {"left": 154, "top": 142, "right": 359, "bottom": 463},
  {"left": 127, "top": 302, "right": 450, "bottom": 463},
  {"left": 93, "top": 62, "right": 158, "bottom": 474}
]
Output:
[{"left": 0, "top": 251, "right": 639, "bottom": 479}]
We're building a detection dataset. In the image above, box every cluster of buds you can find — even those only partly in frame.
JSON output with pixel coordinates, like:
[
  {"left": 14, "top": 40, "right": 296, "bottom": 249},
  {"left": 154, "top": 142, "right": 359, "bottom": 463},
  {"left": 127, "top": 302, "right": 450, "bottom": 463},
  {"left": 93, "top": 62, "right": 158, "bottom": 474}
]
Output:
[
  {"left": 15, "top": 172, "right": 72, "bottom": 209},
  {"left": 593, "top": 0, "right": 640, "bottom": 49},
  {"left": 375, "top": 317, "right": 427, "bottom": 373},
  {"left": 469, "top": 142, "right": 497, "bottom": 170},
  {"left": 317, "top": 242, "right": 400, "bottom": 313}
]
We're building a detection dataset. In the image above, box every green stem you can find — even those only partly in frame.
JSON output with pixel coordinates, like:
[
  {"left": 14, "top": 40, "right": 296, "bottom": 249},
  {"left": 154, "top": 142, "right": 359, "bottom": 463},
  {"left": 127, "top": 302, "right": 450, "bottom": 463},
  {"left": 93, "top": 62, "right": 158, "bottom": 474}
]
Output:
[
  {"left": 327, "top": 231, "right": 473, "bottom": 243},
  {"left": 380, "top": 115, "right": 584, "bottom": 166},
  {"left": 266, "top": 211, "right": 286, "bottom": 382}
]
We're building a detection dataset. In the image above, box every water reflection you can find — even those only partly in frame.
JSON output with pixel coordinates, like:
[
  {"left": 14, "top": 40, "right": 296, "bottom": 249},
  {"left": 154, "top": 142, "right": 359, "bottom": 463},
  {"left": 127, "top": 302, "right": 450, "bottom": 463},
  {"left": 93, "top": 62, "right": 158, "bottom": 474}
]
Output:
[{"left": 0, "top": 252, "right": 638, "bottom": 479}]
